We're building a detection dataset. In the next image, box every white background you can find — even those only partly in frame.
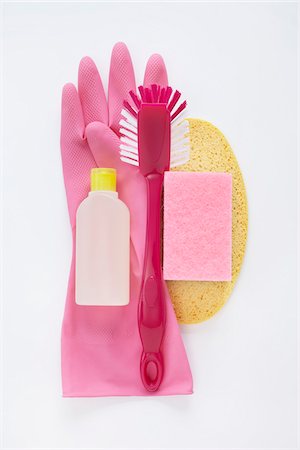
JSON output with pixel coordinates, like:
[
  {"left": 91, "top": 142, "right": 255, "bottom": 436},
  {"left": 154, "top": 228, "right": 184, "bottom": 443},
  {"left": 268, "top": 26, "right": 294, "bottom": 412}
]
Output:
[{"left": 1, "top": 2, "right": 298, "bottom": 449}]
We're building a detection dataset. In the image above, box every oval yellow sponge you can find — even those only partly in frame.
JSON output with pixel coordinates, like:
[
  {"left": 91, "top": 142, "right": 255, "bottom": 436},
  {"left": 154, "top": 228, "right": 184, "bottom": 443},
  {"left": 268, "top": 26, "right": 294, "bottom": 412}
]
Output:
[{"left": 167, "top": 118, "right": 248, "bottom": 324}]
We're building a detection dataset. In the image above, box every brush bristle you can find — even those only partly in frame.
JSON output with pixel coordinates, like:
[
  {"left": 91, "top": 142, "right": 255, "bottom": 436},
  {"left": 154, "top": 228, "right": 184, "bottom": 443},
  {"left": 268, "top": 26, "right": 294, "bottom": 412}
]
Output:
[
  {"left": 170, "top": 118, "right": 190, "bottom": 168},
  {"left": 119, "top": 84, "right": 190, "bottom": 168}
]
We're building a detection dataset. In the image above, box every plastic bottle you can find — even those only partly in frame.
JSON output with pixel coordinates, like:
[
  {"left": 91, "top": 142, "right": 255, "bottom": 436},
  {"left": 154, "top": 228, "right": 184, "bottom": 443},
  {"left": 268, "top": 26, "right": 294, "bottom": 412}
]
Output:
[{"left": 75, "top": 168, "right": 130, "bottom": 306}]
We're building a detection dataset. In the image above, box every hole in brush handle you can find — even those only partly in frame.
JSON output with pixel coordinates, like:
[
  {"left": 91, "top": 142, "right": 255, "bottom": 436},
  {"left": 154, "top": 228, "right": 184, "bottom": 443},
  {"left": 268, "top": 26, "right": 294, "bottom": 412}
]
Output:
[{"left": 140, "top": 351, "right": 164, "bottom": 392}]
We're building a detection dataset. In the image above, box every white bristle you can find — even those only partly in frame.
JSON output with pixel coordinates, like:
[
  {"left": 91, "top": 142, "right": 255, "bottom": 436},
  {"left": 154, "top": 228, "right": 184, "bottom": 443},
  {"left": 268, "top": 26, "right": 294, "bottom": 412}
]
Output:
[
  {"left": 171, "top": 110, "right": 188, "bottom": 127},
  {"left": 172, "top": 147, "right": 189, "bottom": 158},
  {"left": 119, "top": 108, "right": 140, "bottom": 166},
  {"left": 172, "top": 121, "right": 188, "bottom": 133},
  {"left": 171, "top": 151, "right": 190, "bottom": 164},
  {"left": 120, "top": 149, "right": 139, "bottom": 161},
  {"left": 173, "top": 148, "right": 188, "bottom": 158},
  {"left": 170, "top": 155, "right": 190, "bottom": 168},
  {"left": 119, "top": 127, "right": 137, "bottom": 141},
  {"left": 170, "top": 118, "right": 190, "bottom": 168},
  {"left": 172, "top": 131, "right": 185, "bottom": 143},
  {"left": 171, "top": 117, "right": 189, "bottom": 131},
  {"left": 121, "top": 109, "right": 137, "bottom": 127},
  {"left": 120, "top": 156, "right": 139, "bottom": 166},
  {"left": 120, "top": 136, "right": 138, "bottom": 148},
  {"left": 172, "top": 136, "right": 189, "bottom": 147},
  {"left": 120, "top": 143, "right": 138, "bottom": 155},
  {"left": 119, "top": 119, "right": 137, "bottom": 134},
  {"left": 171, "top": 146, "right": 190, "bottom": 159}
]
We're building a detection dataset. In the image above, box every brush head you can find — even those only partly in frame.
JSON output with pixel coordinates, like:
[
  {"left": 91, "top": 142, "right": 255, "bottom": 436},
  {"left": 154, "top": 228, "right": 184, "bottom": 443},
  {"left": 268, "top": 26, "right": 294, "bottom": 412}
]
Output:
[
  {"left": 138, "top": 104, "right": 170, "bottom": 175},
  {"left": 119, "top": 84, "right": 190, "bottom": 175}
]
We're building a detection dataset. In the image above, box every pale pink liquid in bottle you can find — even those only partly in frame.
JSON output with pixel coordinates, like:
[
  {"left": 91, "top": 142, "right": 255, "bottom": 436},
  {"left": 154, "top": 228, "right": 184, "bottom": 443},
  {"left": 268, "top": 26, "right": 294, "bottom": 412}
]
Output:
[{"left": 75, "top": 169, "right": 130, "bottom": 306}]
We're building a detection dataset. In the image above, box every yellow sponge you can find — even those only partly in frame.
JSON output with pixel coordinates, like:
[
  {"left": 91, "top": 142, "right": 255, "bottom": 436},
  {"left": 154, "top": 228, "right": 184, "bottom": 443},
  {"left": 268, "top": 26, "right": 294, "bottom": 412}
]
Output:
[{"left": 167, "top": 118, "right": 248, "bottom": 324}]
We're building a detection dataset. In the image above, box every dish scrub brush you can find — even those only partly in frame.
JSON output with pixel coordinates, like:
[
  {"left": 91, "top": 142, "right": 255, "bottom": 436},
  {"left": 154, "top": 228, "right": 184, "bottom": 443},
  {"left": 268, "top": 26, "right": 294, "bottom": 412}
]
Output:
[{"left": 119, "top": 84, "right": 190, "bottom": 391}]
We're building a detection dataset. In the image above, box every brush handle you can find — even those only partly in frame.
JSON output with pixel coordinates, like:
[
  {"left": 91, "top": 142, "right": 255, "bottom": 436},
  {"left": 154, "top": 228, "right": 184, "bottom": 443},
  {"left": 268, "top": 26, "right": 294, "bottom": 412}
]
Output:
[{"left": 139, "top": 173, "right": 166, "bottom": 392}]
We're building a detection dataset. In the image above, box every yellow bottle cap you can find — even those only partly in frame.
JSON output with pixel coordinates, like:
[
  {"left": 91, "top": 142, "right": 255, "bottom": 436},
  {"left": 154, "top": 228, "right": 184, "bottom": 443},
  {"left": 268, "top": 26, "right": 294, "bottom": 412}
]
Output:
[{"left": 90, "top": 168, "right": 116, "bottom": 192}]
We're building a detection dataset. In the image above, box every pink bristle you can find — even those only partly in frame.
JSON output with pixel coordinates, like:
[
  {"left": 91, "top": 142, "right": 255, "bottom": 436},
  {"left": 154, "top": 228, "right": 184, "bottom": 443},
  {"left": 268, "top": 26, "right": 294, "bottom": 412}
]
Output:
[
  {"left": 168, "top": 90, "right": 181, "bottom": 113},
  {"left": 156, "top": 85, "right": 161, "bottom": 102},
  {"left": 129, "top": 90, "right": 141, "bottom": 109},
  {"left": 171, "top": 100, "right": 187, "bottom": 121},
  {"left": 164, "top": 86, "right": 173, "bottom": 104},
  {"left": 138, "top": 86, "right": 146, "bottom": 102},
  {"left": 159, "top": 87, "right": 166, "bottom": 103},
  {"left": 123, "top": 100, "right": 138, "bottom": 118},
  {"left": 123, "top": 85, "right": 186, "bottom": 119},
  {"left": 160, "top": 88, "right": 167, "bottom": 103},
  {"left": 151, "top": 84, "right": 159, "bottom": 102},
  {"left": 144, "top": 87, "right": 152, "bottom": 103},
  {"left": 149, "top": 88, "right": 154, "bottom": 102}
]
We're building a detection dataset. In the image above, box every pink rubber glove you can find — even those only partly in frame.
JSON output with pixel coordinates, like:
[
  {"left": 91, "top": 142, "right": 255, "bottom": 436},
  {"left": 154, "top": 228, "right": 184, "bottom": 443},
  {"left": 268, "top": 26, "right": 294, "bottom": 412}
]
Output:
[{"left": 60, "top": 42, "right": 193, "bottom": 396}]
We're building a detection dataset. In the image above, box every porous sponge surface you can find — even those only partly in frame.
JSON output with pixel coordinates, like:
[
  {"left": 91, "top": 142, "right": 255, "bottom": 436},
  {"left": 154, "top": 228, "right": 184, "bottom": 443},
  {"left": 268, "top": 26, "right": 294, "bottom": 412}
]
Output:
[{"left": 167, "top": 118, "right": 248, "bottom": 324}]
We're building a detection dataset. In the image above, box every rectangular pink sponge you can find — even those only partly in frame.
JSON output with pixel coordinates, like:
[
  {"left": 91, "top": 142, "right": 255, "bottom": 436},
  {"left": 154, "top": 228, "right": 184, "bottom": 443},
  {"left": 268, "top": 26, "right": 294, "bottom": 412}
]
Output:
[{"left": 163, "top": 172, "right": 232, "bottom": 281}]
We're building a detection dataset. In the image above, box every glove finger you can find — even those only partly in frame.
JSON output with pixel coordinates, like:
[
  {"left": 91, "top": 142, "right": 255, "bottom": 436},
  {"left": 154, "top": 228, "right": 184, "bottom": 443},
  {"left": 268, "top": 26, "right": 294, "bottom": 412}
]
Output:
[
  {"left": 78, "top": 56, "right": 108, "bottom": 126},
  {"left": 108, "top": 42, "right": 136, "bottom": 135},
  {"left": 61, "top": 83, "right": 85, "bottom": 142},
  {"left": 61, "top": 83, "right": 96, "bottom": 226},
  {"left": 86, "top": 121, "right": 120, "bottom": 169},
  {"left": 143, "top": 54, "right": 168, "bottom": 87}
]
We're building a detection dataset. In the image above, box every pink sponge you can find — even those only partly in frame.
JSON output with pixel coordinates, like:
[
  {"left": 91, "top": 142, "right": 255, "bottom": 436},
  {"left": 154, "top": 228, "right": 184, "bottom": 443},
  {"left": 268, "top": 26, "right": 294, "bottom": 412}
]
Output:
[{"left": 163, "top": 172, "right": 232, "bottom": 281}]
